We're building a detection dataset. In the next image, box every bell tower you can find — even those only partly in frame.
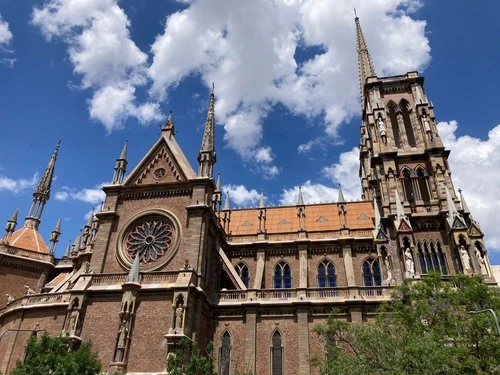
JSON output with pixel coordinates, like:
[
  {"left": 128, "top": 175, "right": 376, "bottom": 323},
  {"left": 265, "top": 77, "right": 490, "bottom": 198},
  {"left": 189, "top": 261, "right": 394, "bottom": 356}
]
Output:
[{"left": 356, "top": 16, "right": 494, "bottom": 282}]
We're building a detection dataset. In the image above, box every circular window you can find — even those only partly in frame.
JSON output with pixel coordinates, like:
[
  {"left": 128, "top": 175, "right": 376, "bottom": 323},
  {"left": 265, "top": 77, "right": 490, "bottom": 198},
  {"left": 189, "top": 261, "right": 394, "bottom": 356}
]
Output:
[
  {"left": 154, "top": 168, "right": 166, "bottom": 180},
  {"left": 117, "top": 210, "right": 181, "bottom": 271}
]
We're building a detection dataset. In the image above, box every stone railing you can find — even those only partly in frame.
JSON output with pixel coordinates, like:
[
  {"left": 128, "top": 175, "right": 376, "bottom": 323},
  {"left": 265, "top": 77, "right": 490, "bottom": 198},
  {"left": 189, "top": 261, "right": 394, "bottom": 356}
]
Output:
[
  {"left": 217, "top": 286, "right": 392, "bottom": 304},
  {"left": 90, "top": 272, "right": 178, "bottom": 287},
  {"left": 1, "top": 292, "right": 71, "bottom": 315},
  {"left": 1, "top": 245, "right": 53, "bottom": 263}
]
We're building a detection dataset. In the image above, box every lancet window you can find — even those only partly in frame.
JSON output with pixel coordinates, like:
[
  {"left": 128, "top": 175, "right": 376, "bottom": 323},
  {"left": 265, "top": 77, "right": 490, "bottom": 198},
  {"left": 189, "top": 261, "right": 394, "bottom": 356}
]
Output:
[
  {"left": 219, "top": 331, "right": 231, "bottom": 375},
  {"left": 274, "top": 261, "right": 291, "bottom": 289},
  {"left": 235, "top": 262, "right": 250, "bottom": 287},
  {"left": 318, "top": 259, "right": 336, "bottom": 287},
  {"left": 418, "top": 241, "right": 448, "bottom": 274},
  {"left": 362, "top": 258, "right": 381, "bottom": 286},
  {"left": 401, "top": 100, "right": 416, "bottom": 147},
  {"left": 271, "top": 330, "right": 283, "bottom": 375},
  {"left": 387, "top": 103, "right": 401, "bottom": 148}
]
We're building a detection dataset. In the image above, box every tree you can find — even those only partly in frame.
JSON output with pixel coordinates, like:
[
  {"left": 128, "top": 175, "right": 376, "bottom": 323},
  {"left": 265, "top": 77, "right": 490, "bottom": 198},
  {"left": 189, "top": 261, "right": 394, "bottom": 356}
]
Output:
[
  {"left": 312, "top": 273, "right": 500, "bottom": 375},
  {"left": 10, "top": 333, "right": 102, "bottom": 375},
  {"left": 166, "top": 338, "right": 216, "bottom": 375}
]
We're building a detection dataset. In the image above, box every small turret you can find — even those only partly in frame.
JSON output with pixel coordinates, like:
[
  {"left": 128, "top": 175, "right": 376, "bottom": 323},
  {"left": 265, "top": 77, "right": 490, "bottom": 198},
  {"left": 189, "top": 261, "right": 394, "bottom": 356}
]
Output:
[
  {"left": 48, "top": 218, "right": 61, "bottom": 254},
  {"left": 112, "top": 140, "right": 128, "bottom": 184},
  {"left": 2, "top": 208, "right": 18, "bottom": 243},
  {"left": 197, "top": 84, "right": 216, "bottom": 178}
]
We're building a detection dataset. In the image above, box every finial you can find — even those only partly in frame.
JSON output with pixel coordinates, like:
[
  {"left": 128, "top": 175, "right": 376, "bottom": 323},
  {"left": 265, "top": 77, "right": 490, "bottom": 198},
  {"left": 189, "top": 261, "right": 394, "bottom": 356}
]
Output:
[
  {"left": 223, "top": 191, "right": 230, "bottom": 210},
  {"left": 162, "top": 110, "right": 175, "bottom": 133},
  {"left": 297, "top": 186, "right": 304, "bottom": 206},
  {"left": 338, "top": 184, "right": 346, "bottom": 202},
  {"left": 259, "top": 189, "right": 265, "bottom": 209},
  {"left": 215, "top": 173, "right": 221, "bottom": 191},
  {"left": 354, "top": 8, "right": 357, "bottom": 18},
  {"left": 211, "top": 82, "right": 215, "bottom": 95}
]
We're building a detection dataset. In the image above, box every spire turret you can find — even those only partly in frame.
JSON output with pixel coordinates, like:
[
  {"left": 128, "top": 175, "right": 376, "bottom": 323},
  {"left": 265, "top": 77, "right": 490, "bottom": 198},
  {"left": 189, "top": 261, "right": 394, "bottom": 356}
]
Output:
[
  {"left": 444, "top": 185, "right": 466, "bottom": 229},
  {"left": 258, "top": 189, "right": 265, "bottom": 209},
  {"left": 126, "top": 254, "right": 141, "bottom": 284},
  {"left": 25, "top": 140, "right": 61, "bottom": 229},
  {"left": 112, "top": 140, "right": 128, "bottom": 184},
  {"left": 458, "top": 188, "right": 470, "bottom": 215},
  {"left": 48, "top": 218, "right": 61, "bottom": 254},
  {"left": 355, "top": 14, "right": 376, "bottom": 108},
  {"left": 197, "top": 84, "right": 216, "bottom": 178},
  {"left": 338, "top": 184, "right": 346, "bottom": 203},
  {"left": 297, "top": 187, "right": 304, "bottom": 206},
  {"left": 394, "top": 188, "right": 412, "bottom": 232},
  {"left": 2, "top": 208, "right": 18, "bottom": 243},
  {"left": 223, "top": 191, "right": 230, "bottom": 211}
]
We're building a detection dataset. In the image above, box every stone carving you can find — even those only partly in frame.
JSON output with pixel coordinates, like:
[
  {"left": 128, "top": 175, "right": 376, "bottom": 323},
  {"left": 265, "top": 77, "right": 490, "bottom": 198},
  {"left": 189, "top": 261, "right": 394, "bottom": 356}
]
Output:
[
  {"left": 421, "top": 113, "right": 433, "bottom": 140},
  {"left": 175, "top": 305, "right": 184, "bottom": 329},
  {"left": 459, "top": 245, "right": 471, "bottom": 273},
  {"left": 475, "top": 247, "right": 489, "bottom": 277},
  {"left": 114, "top": 316, "right": 129, "bottom": 363},
  {"left": 377, "top": 114, "right": 387, "bottom": 145},
  {"left": 125, "top": 218, "right": 174, "bottom": 264},
  {"left": 24, "top": 285, "right": 35, "bottom": 296},
  {"left": 383, "top": 252, "right": 393, "bottom": 281},
  {"left": 5, "top": 294, "right": 14, "bottom": 304},
  {"left": 404, "top": 248, "right": 415, "bottom": 278}
]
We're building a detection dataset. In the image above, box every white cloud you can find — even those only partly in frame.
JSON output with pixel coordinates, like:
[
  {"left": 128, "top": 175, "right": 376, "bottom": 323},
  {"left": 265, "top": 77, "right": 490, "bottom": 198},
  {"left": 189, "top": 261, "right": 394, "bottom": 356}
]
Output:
[
  {"left": 222, "top": 184, "right": 261, "bottom": 207},
  {"left": 0, "top": 15, "right": 13, "bottom": 47},
  {"left": 149, "top": 0, "right": 429, "bottom": 172},
  {"left": 322, "top": 147, "right": 361, "bottom": 200},
  {"left": 55, "top": 184, "right": 106, "bottom": 205},
  {"left": 0, "top": 174, "right": 38, "bottom": 194},
  {"left": 31, "top": 0, "right": 161, "bottom": 130},
  {"left": 437, "top": 121, "right": 500, "bottom": 252},
  {"left": 280, "top": 180, "right": 340, "bottom": 205}
]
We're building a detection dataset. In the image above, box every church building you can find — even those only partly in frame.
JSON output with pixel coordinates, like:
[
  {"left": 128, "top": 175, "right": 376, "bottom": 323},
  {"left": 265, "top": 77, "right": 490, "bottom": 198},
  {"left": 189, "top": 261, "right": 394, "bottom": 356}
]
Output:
[{"left": 0, "top": 17, "right": 495, "bottom": 375}]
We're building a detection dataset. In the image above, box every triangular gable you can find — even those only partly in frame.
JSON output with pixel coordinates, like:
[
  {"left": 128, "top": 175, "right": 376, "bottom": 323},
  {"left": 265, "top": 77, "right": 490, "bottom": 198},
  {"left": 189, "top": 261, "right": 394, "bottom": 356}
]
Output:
[
  {"left": 451, "top": 216, "right": 467, "bottom": 230},
  {"left": 124, "top": 136, "right": 196, "bottom": 187},
  {"left": 468, "top": 222, "right": 483, "bottom": 237},
  {"left": 398, "top": 220, "right": 412, "bottom": 232},
  {"left": 375, "top": 228, "right": 388, "bottom": 241}
]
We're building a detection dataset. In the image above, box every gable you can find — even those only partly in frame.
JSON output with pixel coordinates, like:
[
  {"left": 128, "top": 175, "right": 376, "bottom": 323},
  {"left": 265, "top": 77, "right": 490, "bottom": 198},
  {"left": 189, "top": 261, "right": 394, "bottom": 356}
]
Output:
[
  {"left": 124, "top": 136, "right": 196, "bottom": 187},
  {"left": 398, "top": 220, "right": 412, "bottom": 232},
  {"left": 451, "top": 216, "right": 467, "bottom": 230},
  {"left": 468, "top": 222, "right": 483, "bottom": 237}
]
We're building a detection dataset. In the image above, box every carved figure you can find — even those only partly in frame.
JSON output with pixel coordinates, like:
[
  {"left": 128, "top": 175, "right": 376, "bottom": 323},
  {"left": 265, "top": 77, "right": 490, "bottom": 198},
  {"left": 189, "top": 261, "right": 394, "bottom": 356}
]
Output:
[
  {"left": 24, "top": 285, "right": 35, "bottom": 295},
  {"left": 404, "top": 248, "right": 415, "bottom": 278},
  {"left": 5, "top": 294, "right": 14, "bottom": 304},
  {"left": 459, "top": 245, "right": 471, "bottom": 273},
  {"left": 475, "top": 247, "right": 488, "bottom": 276},
  {"left": 377, "top": 115, "right": 387, "bottom": 145},
  {"left": 69, "top": 308, "right": 79, "bottom": 334},
  {"left": 421, "top": 113, "right": 433, "bottom": 140},
  {"left": 384, "top": 253, "right": 393, "bottom": 281},
  {"left": 117, "top": 318, "right": 129, "bottom": 349},
  {"left": 175, "top": 306, "right": 184, "bottom": 329}
]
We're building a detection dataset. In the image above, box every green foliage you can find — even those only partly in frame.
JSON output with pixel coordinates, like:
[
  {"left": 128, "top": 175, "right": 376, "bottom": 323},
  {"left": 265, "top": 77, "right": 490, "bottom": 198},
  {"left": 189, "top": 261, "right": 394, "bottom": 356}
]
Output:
[
  {"left": 312, "top": 273, "right": 500, "bottom": 375},
  {"left": 166, "top": 338, "right": 216, "bottom": 375},
  {"left": 10, "top": 333, "right": 102, "bottom": 375}
]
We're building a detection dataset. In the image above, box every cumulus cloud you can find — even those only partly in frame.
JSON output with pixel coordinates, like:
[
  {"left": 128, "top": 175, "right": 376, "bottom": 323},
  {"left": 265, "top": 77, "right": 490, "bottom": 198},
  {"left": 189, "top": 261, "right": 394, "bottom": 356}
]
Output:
[
  {"left": 31, "top": 0, "right": 162, "bottom": 131},
  {"left": 222, "top": 184, "right": 261, "bottom": 207},
  {"left": 149, "top": 0, "right": 429, "bottom": 171},
  {"left": 55, "top": 184, "right": 106, "bottom": 205},
  {"left": 0, "top": 15, "right": 13, "bottom": 47},
  {"left": 322, "top": 147, "right": 361, "bottom": 200},
  {"left": 280, "top": 180, "right": 341, "bottom": 205},
  {"left": 437, "top": 121, "right": 500, "bottom": 252},
  {"left": 0, "top": 174, "right": 38, "bottom": 194}
]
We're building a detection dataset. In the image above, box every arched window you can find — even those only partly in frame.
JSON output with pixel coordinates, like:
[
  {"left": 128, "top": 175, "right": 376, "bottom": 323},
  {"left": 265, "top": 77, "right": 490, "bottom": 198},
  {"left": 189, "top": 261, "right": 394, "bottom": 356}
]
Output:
[
  {"left": 274, "top": 261, "right": 291, "bottom": 289},
  {"left": 318, "top": 260, "right": 336, "bottom": 287},
  {"left": 220, "top": 331, "right": 231, "bottom": 375},
  {"left": 235, "top": 262, "right": 250, "bottom": 287},
  {"left": 402, "top": 168, "right": 414, "bottom": 203},
  {"left": 418, "top": 241, "right": 448, "bottom": 275},
  {"left": 362, "top": 258, "right": 381, "bottom": 286},
  {"left": 401, "top": 100, "right": 416, "bottom": 147},
  {"left": 388, "top": 103, "right": 401, "bottom": 147},
  {"left": 271, "top": 331, "right": 283, "bottom": 375},
  {"left": 416, "top": 167, "right": 430, "bottom": 202}
]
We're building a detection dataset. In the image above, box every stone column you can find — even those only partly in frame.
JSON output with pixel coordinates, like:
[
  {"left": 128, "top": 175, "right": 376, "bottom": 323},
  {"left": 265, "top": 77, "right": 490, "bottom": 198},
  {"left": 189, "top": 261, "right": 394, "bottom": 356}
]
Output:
[
  {"left": 297, "top": 309, "right": 311, "bottom": 375},
  {"left": 244, "top": 309, "right": 257, "bottom": 373},
  {"left": 299, "top": 246, "right": 308, "bottom": 288}
]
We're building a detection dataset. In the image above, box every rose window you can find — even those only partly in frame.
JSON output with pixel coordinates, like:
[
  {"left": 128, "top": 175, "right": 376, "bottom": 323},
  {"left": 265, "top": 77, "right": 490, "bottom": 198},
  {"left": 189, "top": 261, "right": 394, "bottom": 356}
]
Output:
[{"left": 125, "top": 218, "right": 174, "bottom": 264}]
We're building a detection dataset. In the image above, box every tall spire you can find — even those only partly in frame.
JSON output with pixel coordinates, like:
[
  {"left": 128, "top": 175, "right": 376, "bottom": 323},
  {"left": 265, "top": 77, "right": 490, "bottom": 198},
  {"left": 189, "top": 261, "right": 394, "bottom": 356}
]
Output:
[
  {"left": 355, "top": 13, "right": 376, "bottom": 108},
  {"left": 197, "top": 84, "right": 216, "bottom": 178},
  {"left": 25, "top": 140, "right": 61, "bottom": 229},
  {"left": 444, "top": 185, "right": 466, "bottom": 229},
  {"left": 338, "top": 184, "right": 346, "bottom": 202},
  {"left": 112, "top": 140, "right": 128, "bottom": 184}
]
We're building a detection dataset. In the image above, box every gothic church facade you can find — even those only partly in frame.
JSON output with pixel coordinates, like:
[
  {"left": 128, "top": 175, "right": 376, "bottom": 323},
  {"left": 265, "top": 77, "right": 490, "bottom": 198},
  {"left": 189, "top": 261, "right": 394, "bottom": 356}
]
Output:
[{"left": 0, "top": 17, "right": 495, "bottom": 375}]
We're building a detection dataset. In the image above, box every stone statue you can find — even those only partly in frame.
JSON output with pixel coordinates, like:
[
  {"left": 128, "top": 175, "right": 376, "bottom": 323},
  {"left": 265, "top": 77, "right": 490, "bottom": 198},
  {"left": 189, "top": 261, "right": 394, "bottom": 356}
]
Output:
[
  {"left": 459, "top": 246, "right": 471, "bottom": 273},
  {"left": 5, "top": 294, "right": 14, "bottom": 304},
  {"left": 69, "top": 308, "right": 79, "bottom": 334},
  {"left": 24, "top": 285, "right": 35, "bottom": 296},
  {"left": 377, "top": 115, "right": 387, "bottom": 145},
  {"left": 421, "top": 113, "right": 433, "bottom": 140},
  {"left": 404, "top": 248, "right": 415, "bottom": 278},
  {"left": 383, "top": 252, "right": 393, "bottom": 281},
  {"left": 475, "top": 247, "right": 488, "bottom": 276},
  {"left": 175, "top": 306, "right": 184, "bottom": 329}
]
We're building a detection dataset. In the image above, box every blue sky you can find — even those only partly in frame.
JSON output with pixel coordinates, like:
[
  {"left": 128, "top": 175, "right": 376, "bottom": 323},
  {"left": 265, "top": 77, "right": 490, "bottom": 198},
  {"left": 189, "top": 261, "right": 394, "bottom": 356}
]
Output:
[{"left": 1, "top": 0, "right": 500, "bottom": 263}]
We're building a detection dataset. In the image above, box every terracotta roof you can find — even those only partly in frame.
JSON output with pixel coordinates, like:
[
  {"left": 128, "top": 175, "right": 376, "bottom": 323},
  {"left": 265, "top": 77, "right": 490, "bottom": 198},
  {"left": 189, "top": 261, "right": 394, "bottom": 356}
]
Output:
[
  {"left": 9, "top": 226, "right": 49, "bottom": 253},
  {"left": 46, "top": 271, "right": 69, "bottom": 287},
  {"left": 225, "top": 201, "right": 374, "bottom": 236}
]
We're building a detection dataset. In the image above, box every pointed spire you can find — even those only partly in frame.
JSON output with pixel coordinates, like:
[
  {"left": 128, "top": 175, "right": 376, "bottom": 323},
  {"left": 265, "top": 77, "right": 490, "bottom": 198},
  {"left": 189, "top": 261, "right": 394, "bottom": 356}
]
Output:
[
  {"left": 71, "top": 231, "right": 81, "bottom": 256},
  {"left": 2, "top": 208, "right": 18, "bottom": 243},
  {"left": 374, "top": 197, "right": 381, "bottom": 228},
  {"left": 162, "top": 110, "right": 175, "bottom": 135},
  {"left": 215, "top": 173, "right": 221, "bottom": 192},
  {"left": 223, "top": 191, "right": 230, "bottom": 211},
  {"left": 444, "top": 185, "right": 466, "bottom": 229},
  {"left": 373, "top": 197, "right": 388, "bottom": 241},
  {"left": 297, "top": 186, "right": 304, "bottom": 206},
  {"left": 112, "top": 140, "right": 128, "bottom": 184},
  {"left": 64, "top": 240, "right": 71, "bottom": 258},
  {"left": 338, "top": 184, "right": 346, "bottom": 202},
  {"left": 259, "top": 189, "right": 265, "bottom": 209},
  {"left": 355, "top": 13, "right": 376, "bottom": 108},
  {"left": 48, "top": 218, "right": 61, "bottom": 254},
  {"left": 25, "top": 141, "right": 61, "bottom": 229},
  {"left": 126, "top": 254, "right": 141, "bottom": 284},
  {"left": 394, "top": 187, "right": 412, "bottom": 231},
  {"left": 197, "top": 84, "right": 216, "bottom": 177},
  {"left": 458, "top": 188, "right": 470, "bottom": 214}
]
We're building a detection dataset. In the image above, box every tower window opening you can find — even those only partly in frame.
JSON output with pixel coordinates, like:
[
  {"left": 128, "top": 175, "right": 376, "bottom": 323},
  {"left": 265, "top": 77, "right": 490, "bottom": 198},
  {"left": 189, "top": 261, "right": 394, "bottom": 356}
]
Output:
[
  {"left": 318, "top": 260, "right": 336, "bottom": 288},
  {"left": 401, "top": 100, "right": 416, "bottom": 147},
  {"left": 416, "top": 168, "right": 431, "bottom": 203},
  {"left": 362, "top": 258, "right": 381, "bottom": 286},
  {"left": 220, "top": 331, "right": 231, "bottom": 375},
  {"left": 388, "top": 105, "right": 401, "bottom": 148}
]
